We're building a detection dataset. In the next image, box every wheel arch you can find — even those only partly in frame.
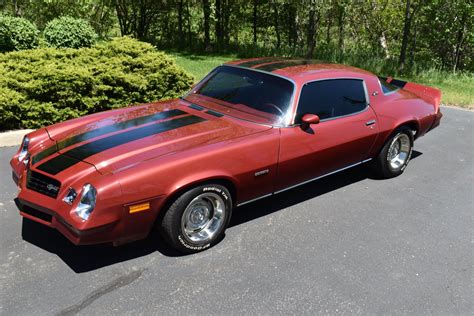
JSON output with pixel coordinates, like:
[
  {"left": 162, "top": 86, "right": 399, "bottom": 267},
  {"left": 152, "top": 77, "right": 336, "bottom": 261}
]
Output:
[
  {"left": 382, "top": 119, "right": 419, "bottom": 146},
  {"left": 397, "top": 120, "right": 420, "bottom": 139},
  {"left": 155, "top": 175, "right": 238, "bottom": 225}
]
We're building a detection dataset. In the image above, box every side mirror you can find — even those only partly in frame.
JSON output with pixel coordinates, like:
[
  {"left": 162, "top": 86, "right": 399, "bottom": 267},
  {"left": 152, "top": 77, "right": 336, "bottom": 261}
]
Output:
[
  {"left": 301, "top": 114, "right": 320, "bottom": 130},
  {"left": 302, "top": 114, "right": 320, "bottom": 124},
  {"left": 301, "top": 113, "right": 320, "bottom": 131}
]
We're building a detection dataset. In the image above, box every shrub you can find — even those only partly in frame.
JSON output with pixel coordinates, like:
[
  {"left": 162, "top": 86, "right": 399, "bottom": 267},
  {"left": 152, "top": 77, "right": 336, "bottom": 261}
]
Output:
[
  {"left": 0, "top": 15, "right": 39, "bottom": 52},
  {"left": 44, "top": 16, "right": 97, "bottom": 49},
  {"left": 0, "top": 37, "right": 194, "bottom": 130}
]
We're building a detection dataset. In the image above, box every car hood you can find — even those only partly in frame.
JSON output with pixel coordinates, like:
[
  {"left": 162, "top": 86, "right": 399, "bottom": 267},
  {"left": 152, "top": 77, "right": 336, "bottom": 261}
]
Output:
[{"left": 32, "top": 99, "right": 272, "bottom": 175}]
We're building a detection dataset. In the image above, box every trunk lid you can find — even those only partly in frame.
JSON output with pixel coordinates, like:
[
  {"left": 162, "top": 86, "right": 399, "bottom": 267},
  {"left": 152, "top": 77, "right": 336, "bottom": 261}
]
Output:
[{"left": 385, "top": 77, "right": 442, "bottom": 112}]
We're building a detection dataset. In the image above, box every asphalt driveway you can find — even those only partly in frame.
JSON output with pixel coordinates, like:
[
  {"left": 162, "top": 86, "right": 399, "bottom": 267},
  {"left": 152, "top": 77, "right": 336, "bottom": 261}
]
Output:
[{"left": 0, "top": 106, "right": 472, "bottom": 315}]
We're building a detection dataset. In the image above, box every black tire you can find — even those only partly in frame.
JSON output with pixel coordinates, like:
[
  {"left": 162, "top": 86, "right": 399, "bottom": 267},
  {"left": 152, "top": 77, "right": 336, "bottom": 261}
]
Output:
[
  {"left": 373, "top": 126, "right": 414, "bottom": 178},
  {"left": 160, "top": 184, "right": 232, "bottom": 254}
]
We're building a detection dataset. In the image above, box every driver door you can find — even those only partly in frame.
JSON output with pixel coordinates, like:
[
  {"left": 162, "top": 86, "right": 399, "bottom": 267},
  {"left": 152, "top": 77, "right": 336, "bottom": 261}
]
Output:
[{"left": 275, "top": 78, "right": 378, "bottom": 192}]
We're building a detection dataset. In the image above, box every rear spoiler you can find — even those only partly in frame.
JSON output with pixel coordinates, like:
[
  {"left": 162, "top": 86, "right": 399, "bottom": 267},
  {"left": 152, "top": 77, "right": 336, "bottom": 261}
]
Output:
[{"left": 383, "top": 77, "right": 442, "bottom": 112}]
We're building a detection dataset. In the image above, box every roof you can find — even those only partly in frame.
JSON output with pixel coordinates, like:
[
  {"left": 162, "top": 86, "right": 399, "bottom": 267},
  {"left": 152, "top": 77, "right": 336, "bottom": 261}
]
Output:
[{"left": 225, "top": 57, "right": 374, "bottom": 80}]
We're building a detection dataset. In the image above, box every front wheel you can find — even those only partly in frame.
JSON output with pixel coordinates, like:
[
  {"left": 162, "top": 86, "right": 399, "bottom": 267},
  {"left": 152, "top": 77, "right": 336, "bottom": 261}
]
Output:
[
  {"left": 373, "top": 127, "right": 414, "bottom": 178},
  {"left": 160, "top": 184, "right": 232, "bottom": 254}
]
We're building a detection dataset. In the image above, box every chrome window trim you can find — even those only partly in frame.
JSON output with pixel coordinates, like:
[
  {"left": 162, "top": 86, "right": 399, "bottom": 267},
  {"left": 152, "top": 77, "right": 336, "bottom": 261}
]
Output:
[
  {"left": 290, "top": 77, "right": 371, "bottom": 125},
  {"left": 184, "top": 64, "right": 297, "bottom": 127},
  {"left": 236, "top": 158, "right": 373, "bottom": 207}
]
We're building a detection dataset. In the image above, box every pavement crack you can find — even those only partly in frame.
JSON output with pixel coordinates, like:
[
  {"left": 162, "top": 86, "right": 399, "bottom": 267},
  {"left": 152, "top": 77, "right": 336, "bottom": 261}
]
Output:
[{"left": 57, "top": 269, "right": 143, "bottom": 316}]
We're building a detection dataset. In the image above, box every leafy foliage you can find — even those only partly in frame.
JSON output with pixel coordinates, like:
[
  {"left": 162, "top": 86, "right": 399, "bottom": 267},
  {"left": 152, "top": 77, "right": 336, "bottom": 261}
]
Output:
[
  {"left": 0, "top": 1, "right": 471, "bottom": 72},
  {"left": 0, "top": 15, "right": 39, "bottom": 52},
  {"left": 0, "top": 37, "right": 194, "bottom": 130},
  {"left": 44, "top": 16, "right": 98, "bottom": 48}
]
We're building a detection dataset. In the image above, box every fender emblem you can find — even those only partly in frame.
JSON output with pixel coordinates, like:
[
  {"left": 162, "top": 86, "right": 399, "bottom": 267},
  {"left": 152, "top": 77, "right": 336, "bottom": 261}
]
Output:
[
  {"left": 47, "top": 184, "right": 59, "bottom": 192},
  {"left": 254, "top": 169, "right": 269, "bottom": 177}
]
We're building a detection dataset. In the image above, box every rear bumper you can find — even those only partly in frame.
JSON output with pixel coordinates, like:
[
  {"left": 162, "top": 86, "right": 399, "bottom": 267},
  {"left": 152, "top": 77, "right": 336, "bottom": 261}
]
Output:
[
  {"left": 15, "top": 198, "right": 119, "bottom": 245},
  {"left": 428, "top": 109, "right": 443, "bottom": 132}
]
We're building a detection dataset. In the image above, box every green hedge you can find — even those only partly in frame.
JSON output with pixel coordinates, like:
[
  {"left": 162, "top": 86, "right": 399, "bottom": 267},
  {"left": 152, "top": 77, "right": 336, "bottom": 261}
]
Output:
[
  {"left": 0, "top": 15, "right": 39, "bottom": 52},
  {"left": 44, "top": 16, "right": 97, "bottom": 49},
  {"left": 0, "top": 37, "right": 194, "bottom": 130}
]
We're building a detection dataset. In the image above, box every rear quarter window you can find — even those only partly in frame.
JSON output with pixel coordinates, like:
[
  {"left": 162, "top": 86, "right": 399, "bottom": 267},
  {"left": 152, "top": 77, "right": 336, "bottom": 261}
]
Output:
[{"left": 378, "top": 77, "right": 399, "bottom": 94}]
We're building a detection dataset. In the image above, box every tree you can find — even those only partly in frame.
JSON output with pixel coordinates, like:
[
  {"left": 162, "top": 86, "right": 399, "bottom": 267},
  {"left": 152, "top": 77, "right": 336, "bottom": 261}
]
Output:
[
  {"left": 202, "top": 0, "right": 211, "bottom": 50},
  {"left": 399, "top": 0, "right": 412, "bottom": 69},
  {"left": 114, "top": 0, "right": 161, "bottom": 40},
  {"left": 306, "top": 0, "right": 321, "bottom": 59}
]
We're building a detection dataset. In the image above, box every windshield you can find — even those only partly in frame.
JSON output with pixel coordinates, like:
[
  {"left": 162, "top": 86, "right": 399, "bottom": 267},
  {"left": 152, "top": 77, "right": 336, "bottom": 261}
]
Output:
[{"left": 192, "top": 65, "right": 294, "bottom": 126}]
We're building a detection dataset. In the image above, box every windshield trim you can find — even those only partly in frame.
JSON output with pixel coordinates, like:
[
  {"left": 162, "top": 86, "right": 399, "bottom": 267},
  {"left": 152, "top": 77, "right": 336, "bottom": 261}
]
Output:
[{"left": 184, "top": 64, "right": 297, "bottom": 127}]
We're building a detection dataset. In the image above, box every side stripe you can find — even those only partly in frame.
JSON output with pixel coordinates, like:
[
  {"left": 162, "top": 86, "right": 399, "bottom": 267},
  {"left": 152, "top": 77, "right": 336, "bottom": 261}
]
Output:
[
  {"left": 32, "top": 109, "right": 186, "bottom": 165},
  {"left": 37, "top": 115, "right": 207, "bottom": 175}
]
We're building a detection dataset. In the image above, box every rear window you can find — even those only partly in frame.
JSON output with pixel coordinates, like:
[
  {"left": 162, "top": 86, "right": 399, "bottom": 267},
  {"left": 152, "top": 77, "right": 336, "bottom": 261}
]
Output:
[{"left": 378, "top": 77, "right": 399, "bottom": 94}]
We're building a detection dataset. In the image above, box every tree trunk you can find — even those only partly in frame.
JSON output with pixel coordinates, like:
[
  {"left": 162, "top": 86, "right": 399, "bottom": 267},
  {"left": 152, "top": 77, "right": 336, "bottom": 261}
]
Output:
[
  {"left": 326, "top": 11, "right": 332, "bottom": 45},
  {"left": 222, "top": 0, "right": 230, "bottom": 45},
  {"left": 379, "top": 31, "right": 390, "bottom": 59},
  {"left": 186, "top": 0, "right": 192, "bottom": 48},
  {"left": 178, "top": 0, "right": 184, "bottom": 48},
  {"left": 273, "top": 0, "right": 281, "bottom": 49},
  {"left": 399, "top": 0, "right": 412, "bottom": 70},
  {"left": 253, "top": 0, "right": 257, "bottom": 45},
  {"left": 115, "top": 0, "right": 131, "bottom": 36},
  {"left": 453, "top": 11, "right": 467, "bottom": 72},
  {"left": 202, "top": 0, "right": 211, "bottom": 50},
  {"left": 215, "top": 0, "right": 222, "bottom": 46},
  {"left": 409, "top": 21, "right": 417, "bottom": 68},
  {"left": 12, "top": 0, "right": 22, "bottom": 16},
  {"left": 306, "top": 1, "right": 319, "bottom": 59},
  {"left": 337, "top": 4, "right": 344, "bottom": 55}
]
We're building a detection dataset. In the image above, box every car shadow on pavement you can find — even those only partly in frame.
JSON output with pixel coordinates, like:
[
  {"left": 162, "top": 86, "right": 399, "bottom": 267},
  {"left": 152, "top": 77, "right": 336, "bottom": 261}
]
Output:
[
  {"left": 21, "top": 151, "right": 422, "bottom": 273},
  {"left": 231, "top": 150, "right": 422, "bottom": 227},
  {"left": 21, "top": 218, "right": 182, "bottom": 273}
]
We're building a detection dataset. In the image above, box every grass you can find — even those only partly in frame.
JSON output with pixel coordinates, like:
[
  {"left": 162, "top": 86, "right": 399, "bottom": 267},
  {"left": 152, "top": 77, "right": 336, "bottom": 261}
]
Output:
[
  {"left": 169, "top": 51, "right": 236, "bottom": 81},
  {"left": 169, "top": 51, "right": 473, "bottom": 109},
  {"left": 403, "top": 72, "right": 473, "bottom": 109}
]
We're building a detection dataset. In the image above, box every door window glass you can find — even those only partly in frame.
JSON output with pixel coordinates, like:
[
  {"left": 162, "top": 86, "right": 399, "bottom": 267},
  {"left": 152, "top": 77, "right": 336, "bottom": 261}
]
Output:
[{"left": 296, "top": 79, "right": 367, "bottom": 123}]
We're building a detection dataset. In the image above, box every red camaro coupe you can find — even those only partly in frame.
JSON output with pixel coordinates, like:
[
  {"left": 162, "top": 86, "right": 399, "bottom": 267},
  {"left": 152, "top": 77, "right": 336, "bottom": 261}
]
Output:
[{"left": 11, "top": 58, "right": 442, "bottom": 253}]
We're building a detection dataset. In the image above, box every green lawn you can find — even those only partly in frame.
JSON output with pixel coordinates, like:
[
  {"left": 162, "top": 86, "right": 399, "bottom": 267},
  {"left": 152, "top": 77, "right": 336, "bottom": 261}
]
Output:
[
  {"left": 404, "top": 73, "right": 473, "bottom": 109},
  {"left": 169, "top": 52, "right": 236, "bottom": 81},
  {"left": 170, "top": 52, "right": 473, "bottom": 109}
]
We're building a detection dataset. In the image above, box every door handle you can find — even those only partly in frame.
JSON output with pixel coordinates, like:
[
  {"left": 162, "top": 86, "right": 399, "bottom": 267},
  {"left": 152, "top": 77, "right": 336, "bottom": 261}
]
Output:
[{"left": 365, "top": 120, "right": 376, "bottom": 126}]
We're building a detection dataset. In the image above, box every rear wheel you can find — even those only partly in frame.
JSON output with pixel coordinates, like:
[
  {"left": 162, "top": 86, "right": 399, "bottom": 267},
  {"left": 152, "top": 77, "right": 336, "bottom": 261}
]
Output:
[
  {"left": 160, "top": 184, "right": 232, "bottom": 254},
  {"left": 374, "top": 127, "right": 414, "bottom": 178}
]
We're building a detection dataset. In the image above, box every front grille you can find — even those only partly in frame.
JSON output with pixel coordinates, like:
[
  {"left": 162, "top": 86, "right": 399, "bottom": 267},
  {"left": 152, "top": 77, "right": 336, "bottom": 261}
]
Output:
[
  {"left": 26, "top": 170, "right": 61, "bottom": 199},
  {"left": 21, "top": 203, "right": 53, "bottom": 223}
]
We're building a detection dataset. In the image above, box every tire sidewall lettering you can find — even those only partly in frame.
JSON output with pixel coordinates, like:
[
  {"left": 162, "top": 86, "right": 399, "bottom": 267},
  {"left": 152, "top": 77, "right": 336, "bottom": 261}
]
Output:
[
  {"left": 202, "top": 186, "right": 229, "bottom": 201},
  {"left": 176, "top": 185, "right": 231, "bottom": 251},
  {"left": 177, "top": 235, "right": 210, "bottom": 251}
]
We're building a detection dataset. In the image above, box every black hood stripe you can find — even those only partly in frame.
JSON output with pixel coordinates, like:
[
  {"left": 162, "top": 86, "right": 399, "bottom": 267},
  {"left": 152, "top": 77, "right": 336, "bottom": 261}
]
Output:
[
  {"left": 188, "top": 104, "right": 204, "bottom": 111},
  {"left": 206, "top": 110, "right": 224, "bottom": 118},
  {"left": 32, "top": 109, "right": 186, "bottom": 165},
  {"left": 36, "top": 115, "right": 207, "bottom": 175}
]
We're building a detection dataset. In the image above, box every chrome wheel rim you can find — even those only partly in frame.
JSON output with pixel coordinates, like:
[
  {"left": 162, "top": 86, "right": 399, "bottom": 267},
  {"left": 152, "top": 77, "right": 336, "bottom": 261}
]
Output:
[
  {"left": 387, "top": 133, "right": 411, "bottom": 170},
  {"left": 181, "top": 192, "right": 226, "bottom": 244}
]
